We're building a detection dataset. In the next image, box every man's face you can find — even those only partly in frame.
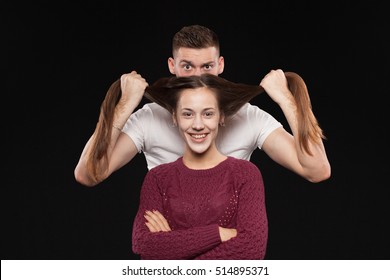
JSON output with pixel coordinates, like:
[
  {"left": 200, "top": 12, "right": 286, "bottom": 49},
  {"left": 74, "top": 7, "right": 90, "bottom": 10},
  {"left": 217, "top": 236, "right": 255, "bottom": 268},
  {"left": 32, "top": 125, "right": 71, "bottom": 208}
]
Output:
[{"left": 168, "top": 47, "right": 224, "bottom": 77}]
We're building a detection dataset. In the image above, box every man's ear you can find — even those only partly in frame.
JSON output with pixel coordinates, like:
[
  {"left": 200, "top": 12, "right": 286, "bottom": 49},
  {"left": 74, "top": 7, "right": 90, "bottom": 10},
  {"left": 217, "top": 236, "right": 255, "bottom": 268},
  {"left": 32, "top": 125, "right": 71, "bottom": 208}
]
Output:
[
  {"left": 218, "top": 56, "right": 225, "bottom": 75},
  {"left": 168, "top": 57, "right": 175, "bottom": 75}
]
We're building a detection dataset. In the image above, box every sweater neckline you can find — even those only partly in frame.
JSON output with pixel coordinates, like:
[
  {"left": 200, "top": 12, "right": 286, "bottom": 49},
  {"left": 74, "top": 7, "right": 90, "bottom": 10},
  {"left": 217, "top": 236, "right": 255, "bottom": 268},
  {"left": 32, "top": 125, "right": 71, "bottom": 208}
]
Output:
[{"left": 176, "top": 156, "right": 232, "bottom": 177}]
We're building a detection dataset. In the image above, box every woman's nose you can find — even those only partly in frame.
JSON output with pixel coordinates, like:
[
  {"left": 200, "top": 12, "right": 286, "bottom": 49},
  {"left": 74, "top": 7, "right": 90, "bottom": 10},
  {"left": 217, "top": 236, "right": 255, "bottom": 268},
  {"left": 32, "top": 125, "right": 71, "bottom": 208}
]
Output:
[{"left": 192, "top": 115, "right": 204, "bottom": 130}]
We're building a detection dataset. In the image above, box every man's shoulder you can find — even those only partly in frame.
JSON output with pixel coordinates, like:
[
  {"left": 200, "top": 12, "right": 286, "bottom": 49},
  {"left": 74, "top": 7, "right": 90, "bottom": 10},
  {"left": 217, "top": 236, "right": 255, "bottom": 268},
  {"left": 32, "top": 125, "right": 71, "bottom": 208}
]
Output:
[
  {"left": 233, "top": 102, "right": 277, "bottom": 126},
  {"left": 138, "top": 102, "right": 169, "bottom": 112},
  {"left": 132, "top": 102, "right": 171, "bottom": 119},
  {"left": 236, "top": 102, "right": 266, "bottom": 114}
]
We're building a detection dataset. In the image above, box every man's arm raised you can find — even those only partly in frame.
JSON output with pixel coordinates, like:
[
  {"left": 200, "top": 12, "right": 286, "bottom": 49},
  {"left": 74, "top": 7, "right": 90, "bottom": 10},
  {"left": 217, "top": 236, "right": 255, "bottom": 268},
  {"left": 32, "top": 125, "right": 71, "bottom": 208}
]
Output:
[
  {"left": 74, "top": 71, "right": 148, "bottom": 186},
  {"left": 260, "top": 69, "right": 331, "bottom": 183}
]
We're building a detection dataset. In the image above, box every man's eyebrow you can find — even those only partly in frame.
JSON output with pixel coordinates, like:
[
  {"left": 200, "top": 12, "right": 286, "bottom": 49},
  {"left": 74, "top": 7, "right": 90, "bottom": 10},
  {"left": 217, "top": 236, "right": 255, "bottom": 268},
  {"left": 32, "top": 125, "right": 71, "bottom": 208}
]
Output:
[
  {"left": 179, "top": 59, "right": 193, "bottom": 65},
  {"left": 179, "top": 60, "right": 214, "bottom": 66}
]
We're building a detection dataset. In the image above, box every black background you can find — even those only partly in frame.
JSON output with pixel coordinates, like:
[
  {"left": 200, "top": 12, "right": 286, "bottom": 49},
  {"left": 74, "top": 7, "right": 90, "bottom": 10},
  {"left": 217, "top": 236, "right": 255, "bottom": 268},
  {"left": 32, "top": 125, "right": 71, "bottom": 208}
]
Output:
[{"left": 4, "top": 1, "right": 389, "bottom": 260}]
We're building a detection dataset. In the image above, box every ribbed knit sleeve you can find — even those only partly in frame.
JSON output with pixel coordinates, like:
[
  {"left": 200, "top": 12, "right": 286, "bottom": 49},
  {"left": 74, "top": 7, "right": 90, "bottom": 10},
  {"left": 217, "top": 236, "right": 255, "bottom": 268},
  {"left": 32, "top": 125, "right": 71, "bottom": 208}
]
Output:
[
  {"left": 132, "top": 167, "right": 221, "bottom": 259},
  {"left": 194, "top": 161, "right": 268, "bottom": 259}
]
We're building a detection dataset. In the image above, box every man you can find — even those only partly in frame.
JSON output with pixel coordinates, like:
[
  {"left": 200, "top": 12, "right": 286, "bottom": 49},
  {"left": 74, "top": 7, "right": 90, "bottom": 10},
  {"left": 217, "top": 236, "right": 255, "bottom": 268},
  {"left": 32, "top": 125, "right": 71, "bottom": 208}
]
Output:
[{"left": 74, "top": 24, "right": 330, "bottom": 187}]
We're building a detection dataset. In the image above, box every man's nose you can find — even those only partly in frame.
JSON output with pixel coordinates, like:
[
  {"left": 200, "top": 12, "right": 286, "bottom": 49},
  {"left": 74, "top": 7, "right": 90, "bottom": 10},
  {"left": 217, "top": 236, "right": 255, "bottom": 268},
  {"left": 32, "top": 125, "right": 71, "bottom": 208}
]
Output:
[{"left": 194, "top": 68, "right": 202, "bottom": 76}]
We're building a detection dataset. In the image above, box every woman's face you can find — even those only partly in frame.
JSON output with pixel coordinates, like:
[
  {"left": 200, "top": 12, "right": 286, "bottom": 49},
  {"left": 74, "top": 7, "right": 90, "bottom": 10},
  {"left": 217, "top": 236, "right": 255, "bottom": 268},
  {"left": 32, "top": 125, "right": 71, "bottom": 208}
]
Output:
[{"left": 175, "top": 87, "right": 222, "bottom": 155}]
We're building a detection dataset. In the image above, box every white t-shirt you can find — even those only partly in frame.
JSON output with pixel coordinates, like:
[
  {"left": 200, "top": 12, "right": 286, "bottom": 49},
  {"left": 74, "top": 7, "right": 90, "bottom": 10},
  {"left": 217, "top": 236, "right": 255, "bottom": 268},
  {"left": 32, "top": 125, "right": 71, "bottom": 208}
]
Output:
[{"left": 123, "top": 102, "right": 282, "bottom": 170}]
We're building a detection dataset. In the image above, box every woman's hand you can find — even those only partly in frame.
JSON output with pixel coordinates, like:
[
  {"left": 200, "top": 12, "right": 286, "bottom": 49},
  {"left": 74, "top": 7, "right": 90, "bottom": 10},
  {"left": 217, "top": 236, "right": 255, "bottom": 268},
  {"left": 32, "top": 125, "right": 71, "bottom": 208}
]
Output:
[
  {"left": 144, "top": 210, "right": 171, "bottom": 232},
  {"left": 219, "top": 227, "right": 237, "bottom": 242}
]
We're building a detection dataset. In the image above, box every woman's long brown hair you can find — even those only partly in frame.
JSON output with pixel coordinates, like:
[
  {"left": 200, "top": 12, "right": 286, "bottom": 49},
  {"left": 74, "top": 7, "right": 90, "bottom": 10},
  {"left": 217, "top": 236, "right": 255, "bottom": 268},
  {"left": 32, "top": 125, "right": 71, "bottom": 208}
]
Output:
[{"left": 87, "top": 72, "right": 325, "bottom": 182}]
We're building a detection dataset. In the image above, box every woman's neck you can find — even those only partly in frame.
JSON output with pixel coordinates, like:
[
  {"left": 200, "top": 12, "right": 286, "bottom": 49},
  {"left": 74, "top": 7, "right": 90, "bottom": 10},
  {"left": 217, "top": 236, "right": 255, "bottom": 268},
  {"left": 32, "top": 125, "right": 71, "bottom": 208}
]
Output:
[{"left": 183, "top": 148, "right": 227, "bottom": 170}]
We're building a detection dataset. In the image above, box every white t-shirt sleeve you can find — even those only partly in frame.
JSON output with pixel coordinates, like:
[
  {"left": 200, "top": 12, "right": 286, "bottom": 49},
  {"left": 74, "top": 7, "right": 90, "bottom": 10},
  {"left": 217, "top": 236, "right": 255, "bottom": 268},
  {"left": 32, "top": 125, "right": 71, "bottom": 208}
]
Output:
[
  {"left": 122, "top": 104, "right": 151, "bottom": 153},
  {"left": 247, "top": 104, "right": 283, "bottom": 149}
]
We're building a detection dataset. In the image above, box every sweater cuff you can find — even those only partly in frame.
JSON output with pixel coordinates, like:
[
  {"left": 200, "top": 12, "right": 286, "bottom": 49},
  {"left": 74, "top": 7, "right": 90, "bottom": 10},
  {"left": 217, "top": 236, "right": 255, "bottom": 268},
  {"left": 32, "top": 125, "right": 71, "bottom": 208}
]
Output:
[{"left": 197, "top": 224, "right": 221, "bottom": 250}]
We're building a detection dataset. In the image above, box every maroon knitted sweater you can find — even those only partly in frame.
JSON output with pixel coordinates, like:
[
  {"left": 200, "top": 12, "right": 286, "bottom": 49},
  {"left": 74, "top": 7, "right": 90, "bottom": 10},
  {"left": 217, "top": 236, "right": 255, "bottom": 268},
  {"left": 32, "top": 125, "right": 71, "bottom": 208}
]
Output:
[{"left": 132, "top": 156, "right": 268, "bottom": 259}]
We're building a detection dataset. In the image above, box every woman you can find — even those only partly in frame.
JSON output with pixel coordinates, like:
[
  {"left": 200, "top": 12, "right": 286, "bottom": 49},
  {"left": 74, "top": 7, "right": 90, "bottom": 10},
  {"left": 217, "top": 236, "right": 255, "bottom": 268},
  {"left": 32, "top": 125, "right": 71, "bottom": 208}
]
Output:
[{"left": 131, "top": 74, "right": 269, "bottom": 259}]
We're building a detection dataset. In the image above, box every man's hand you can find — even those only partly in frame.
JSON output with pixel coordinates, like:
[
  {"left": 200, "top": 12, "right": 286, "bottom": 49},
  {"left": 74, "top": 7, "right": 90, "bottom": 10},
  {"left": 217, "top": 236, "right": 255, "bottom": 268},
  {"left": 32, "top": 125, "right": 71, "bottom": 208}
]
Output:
[
  {"left": 119, "top": 70, "right": 149, "bottom": 111},
  {"left": 260, "top": 69, "right": 292, "bottom": 106}
]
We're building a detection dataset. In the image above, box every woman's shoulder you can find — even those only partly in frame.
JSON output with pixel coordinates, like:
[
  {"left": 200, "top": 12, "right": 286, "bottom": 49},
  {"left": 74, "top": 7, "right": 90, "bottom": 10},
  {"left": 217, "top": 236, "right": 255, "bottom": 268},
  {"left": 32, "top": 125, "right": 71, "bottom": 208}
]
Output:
[
  {"left": 227, "top": 156, "right": 257, "bottom": 167},
  {"left": 148, "top": 158, "right": 181, "bottom": 177},
  {"left": 227, "top": 157, "right": 262, "bottom": 177}
]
